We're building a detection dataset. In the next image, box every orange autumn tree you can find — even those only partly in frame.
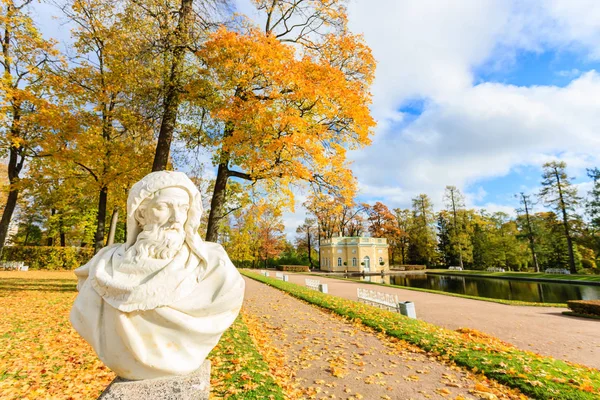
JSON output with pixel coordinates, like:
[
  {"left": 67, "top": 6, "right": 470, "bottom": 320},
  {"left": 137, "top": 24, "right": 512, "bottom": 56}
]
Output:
[
  {"left": 363, "top": 202, "right": 400, "bottom": 239},
  {"left": 305, "top": 191, "right": 365, "bottom": 240},
  {"left": 255, "top": 202, "right": 286, "bottom": 268},
  {"left": 187, "top": 0, "right": 375, "bottom": 242}
]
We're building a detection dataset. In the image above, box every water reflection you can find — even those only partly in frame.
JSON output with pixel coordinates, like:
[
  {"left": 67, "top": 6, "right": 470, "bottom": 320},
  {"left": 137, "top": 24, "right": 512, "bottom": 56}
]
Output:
[{"left": 346, "top": 274, "right": 600, "bottom": 303}]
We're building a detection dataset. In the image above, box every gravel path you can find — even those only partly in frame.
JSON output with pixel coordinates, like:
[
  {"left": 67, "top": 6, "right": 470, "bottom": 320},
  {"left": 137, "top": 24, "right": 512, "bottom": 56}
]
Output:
[
  {"left": 243, "top": 277, "right": 526, "bottom": 400},
  {"left": 283, "top": 273, "right": 600, "bottom": 370}
]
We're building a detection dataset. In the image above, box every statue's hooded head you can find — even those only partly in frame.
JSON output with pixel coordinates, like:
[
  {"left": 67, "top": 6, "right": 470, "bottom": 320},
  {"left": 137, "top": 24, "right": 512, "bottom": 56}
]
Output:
[{"left": 126, "top": 171, "right": 206, "bottom": 263}]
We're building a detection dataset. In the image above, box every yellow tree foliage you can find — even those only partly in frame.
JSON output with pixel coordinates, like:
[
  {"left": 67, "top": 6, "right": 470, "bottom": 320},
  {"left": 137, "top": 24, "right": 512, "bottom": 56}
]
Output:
[
  {"left": 223, "top": 201, "right": 286, "bottom": 268},
  {"left": 52, "top": 0, "right": 156, "bottom": 251},
  {"left": 0, "top": 0, "right": 70, "bottom": 253},
  {"left": 187, "top": 0, "right": 375, "bottom": 241}
]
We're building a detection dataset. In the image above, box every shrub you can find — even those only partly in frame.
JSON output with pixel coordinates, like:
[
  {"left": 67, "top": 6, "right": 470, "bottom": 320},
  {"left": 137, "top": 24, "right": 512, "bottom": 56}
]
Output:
[
  {"left": 277, "top": 265, "right": 309, "bottom": 272},
  {"left": 581, "top": 258, "right": 597, "bottom": 269},
  {"left": 232, "top": 260, "right": 255, "bottom": 269},
  {"left": 1, "top": 246, "right": 94, "bottom": 270},
  {"left": 270, "top": 255, "right": 309, "bottom": 267},
  {"left": 567, "top": 300, "right": 600, "bottom": 316},
  {"left": 391, "top": 264, "right": 426, "bottom": 271}
]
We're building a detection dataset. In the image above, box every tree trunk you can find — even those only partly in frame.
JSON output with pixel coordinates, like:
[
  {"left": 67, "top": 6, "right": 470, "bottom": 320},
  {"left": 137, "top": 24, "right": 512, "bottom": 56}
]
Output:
[
  {"left": 205, "top": 163, "right": 229, "bottom": 242},
  {"left": 152, "top": 0, "right": 193, "bottom": 172},
  {"left": 307, "top": 231, "right": 313, "bottom": 268},
  {"left": 563, "top": 220, "right": 576, "bottom": 274},
  {"left": 47, "top": 209, "right": 56, "bottom": 246},
  {"left": 59, "top": 213, "right": 66, "bottom": 247},
  {"left": 106, "top": 206, "right": 119, "bottom": 246},
  {"left": 23, "top": 224, "right": 30, "bottom": 246},
  {"left": 94, "top": 186, "right": 108, "bottom": 253},
  {"left": 317, "top": 221, "right": 322, "bottom": 269},
  {"left": 554, "top": 170, "right": 577, "bottom": 274},
  {"left": 420, "top": 200, "right": 431, "bottom": 266},
  {"left": 0, "top": 144, "right": 24, "bottom": 257},
  {"left": 449, "top": 193, "right": 464, "bottom": 268},
  {"left": 0, "top": 188, "right": 18, "bottom": 256},
  {"left": 521, "top": 194, "right": 540, "bottom": 273},
  {"left": 401, "top": 243, "right": 405, "bottom": 264}
]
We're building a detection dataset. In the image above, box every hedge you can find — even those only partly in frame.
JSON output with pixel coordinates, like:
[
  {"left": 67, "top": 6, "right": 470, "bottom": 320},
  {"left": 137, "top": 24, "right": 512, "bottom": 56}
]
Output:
[
  {"left": 1, "top": 246, "right": 94, "bottom": 270},
  {"left": 277, "top": 265, "right": 309, "bottom": 272},
  {"left": 391, "top": 264, "right": 426, "bottom": 271},
  {"left": 567, "top": 300, "right": 600, "bottom": 316}
]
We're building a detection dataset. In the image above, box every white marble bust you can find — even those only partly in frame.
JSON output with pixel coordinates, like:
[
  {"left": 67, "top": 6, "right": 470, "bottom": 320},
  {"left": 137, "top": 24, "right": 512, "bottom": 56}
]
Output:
[{"left": 70, "top": 171, "right": 245, "bottom": 380}]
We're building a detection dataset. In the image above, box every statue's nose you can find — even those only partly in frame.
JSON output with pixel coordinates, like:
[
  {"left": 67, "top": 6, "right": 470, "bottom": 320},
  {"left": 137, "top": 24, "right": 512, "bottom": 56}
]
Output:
[{"left": 170, "top": 208, "right": 185, "bottom": 223}]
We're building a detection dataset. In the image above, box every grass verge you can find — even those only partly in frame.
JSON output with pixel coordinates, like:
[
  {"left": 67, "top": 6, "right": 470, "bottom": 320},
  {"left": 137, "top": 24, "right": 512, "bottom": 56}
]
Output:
[
  {"left": 209, "top": 315, "right": 285, "bottom": 399},
  {"left": 301, "top": 272, "right": 567, "bottom": 307},
  {"left": 242, "top": 270, "right": 600, "bottom": 400},
  {"left": 427, "top": 269, "right": 600, "bottom": 283}
]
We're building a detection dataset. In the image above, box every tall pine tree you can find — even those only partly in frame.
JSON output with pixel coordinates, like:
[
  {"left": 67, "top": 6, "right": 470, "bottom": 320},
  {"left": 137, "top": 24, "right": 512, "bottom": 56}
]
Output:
[{"left": 539, "top": 161, "right": 580, "bottom": 273}]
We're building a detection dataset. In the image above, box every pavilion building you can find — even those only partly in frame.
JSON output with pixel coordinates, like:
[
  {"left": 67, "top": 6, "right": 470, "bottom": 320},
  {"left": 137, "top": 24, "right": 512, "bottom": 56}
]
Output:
[{"left": 319, "top": 236, "right": 389, "bottom": 273}]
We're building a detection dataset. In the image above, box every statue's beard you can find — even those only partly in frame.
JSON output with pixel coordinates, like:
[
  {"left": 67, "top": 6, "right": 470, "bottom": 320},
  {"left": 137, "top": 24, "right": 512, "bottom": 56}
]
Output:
[{"left": 125, "top": 223, "right": 186, "bottom": 263}]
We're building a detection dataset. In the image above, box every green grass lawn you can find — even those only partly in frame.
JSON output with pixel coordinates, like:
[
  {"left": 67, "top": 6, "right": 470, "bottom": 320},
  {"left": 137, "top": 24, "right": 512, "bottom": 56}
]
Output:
[
  {"left": 427, "top": 269, "right": 600, "bottom": 283},
  {"left": 242, "top": 270, "right": 600, "bottom": 400}
]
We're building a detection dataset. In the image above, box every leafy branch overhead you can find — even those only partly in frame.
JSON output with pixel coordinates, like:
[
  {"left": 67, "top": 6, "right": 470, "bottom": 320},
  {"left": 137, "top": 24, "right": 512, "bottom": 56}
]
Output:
[{"left": 180, "top": 1, "right": 375, "bottom": 241}]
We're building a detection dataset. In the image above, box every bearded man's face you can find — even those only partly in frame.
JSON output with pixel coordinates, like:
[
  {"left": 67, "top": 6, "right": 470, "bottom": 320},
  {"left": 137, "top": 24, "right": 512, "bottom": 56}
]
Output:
[{"left": 128, "top": 187, "right": 190, "bottom": 261}]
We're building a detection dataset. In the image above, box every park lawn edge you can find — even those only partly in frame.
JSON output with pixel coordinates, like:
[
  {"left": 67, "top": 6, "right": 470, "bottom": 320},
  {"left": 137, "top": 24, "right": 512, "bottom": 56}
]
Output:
[
  {"left": 427, "top": 269, "right": 600, "bottom": 284},
  {"left": 298, "top": 272, "right": 567, "bottom": 308},
  {"left": 241, "top": 270, "right": 600, "bottom": 400},
  {"left": 208, "top": 314, "right": 285, "bottom": 399}
]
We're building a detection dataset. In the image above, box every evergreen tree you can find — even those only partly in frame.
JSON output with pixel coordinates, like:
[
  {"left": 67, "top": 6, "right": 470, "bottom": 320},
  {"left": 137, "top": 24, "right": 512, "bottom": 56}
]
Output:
[
  {"left": 393, "top": 208, "right": 412, "bottom": 265},
  {"left": 538, "top": 161, "right": 580, "bottom": 273},
  {"left": 586, "top": 167, "right": 600, "bottom": 230},
  {"left": 436, "top": 211, "right": 454, "bottom": 267},
  {"left": 408, "top": 194, "right": 436, "bottom": 265}
]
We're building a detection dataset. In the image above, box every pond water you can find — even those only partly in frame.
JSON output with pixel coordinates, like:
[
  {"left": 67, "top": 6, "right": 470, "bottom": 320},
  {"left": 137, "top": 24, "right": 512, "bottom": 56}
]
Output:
[{"left": 347, "top": 274, "right": 600, "bottom": 303}]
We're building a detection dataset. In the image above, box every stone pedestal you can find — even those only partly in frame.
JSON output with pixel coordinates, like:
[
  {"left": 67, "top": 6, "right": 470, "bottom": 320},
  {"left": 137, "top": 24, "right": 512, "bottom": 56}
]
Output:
[{"left": 98, "top": 360, "right": 211, "bottom": 400}]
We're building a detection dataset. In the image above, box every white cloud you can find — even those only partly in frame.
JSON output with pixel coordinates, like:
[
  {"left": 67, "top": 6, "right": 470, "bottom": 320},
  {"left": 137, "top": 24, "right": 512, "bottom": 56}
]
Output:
[
  {"left": 344, "top": 0, "right": 600, "bottom": 213},
  {"left": 353, "top": 72, "right": 600, "bottom": 208}
]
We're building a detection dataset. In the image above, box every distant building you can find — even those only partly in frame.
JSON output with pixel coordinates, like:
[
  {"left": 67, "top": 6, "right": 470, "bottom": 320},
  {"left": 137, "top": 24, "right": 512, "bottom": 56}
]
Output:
[{"left": 319, "top": 236, "right": 389, "bottom": 273}]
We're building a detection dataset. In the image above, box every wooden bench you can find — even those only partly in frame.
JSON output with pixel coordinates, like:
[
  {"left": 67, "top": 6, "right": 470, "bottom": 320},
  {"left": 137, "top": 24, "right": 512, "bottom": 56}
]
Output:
[{"left": 448, "top": 266, "right": 463, "bottom": 271}]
